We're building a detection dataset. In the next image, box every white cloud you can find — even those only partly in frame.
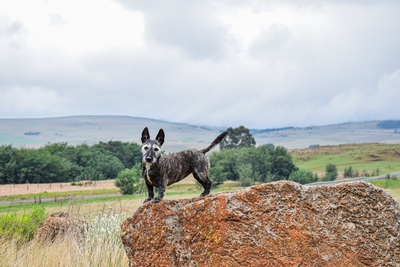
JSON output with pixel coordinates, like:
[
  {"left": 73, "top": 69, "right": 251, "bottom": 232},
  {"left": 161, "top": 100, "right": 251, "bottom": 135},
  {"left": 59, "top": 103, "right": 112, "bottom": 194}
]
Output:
[
  {"left": 0, "top": 0, "right": 399, "bottom": 128},
  {"left": 0, "top": 86, "right": 67, "bottom": 117}
]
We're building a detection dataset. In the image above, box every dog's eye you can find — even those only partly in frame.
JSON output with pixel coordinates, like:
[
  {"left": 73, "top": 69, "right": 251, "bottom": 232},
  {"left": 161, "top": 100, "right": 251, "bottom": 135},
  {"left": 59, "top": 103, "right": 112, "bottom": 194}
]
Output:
[
  {"left": 154, "top": 147, "right": 159, "bottom": 152},
  {"left": 143, "top": 146, "right": 149, "bottom": 151}
]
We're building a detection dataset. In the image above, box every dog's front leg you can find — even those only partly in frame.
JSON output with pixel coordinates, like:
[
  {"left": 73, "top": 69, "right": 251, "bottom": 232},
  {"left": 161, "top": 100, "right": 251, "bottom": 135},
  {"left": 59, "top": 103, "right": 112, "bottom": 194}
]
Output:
[
  {"left": 154, "top": 177, "right": 168, "bottom": 203},
  {"left": 143, "top": 182, "right": 154, "bottom": 203}
]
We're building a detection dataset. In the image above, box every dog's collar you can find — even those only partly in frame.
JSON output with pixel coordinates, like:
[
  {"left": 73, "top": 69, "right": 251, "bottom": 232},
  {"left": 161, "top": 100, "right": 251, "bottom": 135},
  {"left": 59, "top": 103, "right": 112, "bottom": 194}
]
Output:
[
  {"left": 146, "top": 174, "right": 153, "bottom": 185},
  {"left": 145, "top": 163, "right": 153, "bottom": 185}
]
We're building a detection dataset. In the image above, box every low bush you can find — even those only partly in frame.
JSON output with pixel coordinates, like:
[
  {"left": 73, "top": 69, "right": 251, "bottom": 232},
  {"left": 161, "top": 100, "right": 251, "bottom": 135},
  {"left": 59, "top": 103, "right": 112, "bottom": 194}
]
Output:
[{"left": 0, "top": 205, "right": 47, "bottom": 241}]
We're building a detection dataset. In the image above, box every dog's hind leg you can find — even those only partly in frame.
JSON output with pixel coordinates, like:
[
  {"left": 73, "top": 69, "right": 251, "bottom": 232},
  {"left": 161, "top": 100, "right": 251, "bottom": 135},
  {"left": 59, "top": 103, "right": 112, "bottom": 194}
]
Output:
[
  {"left": 201, "top": 177, "right": 212, "bottom": 196},
  {"left": 193, "top": 168, "right": 212, "bottom": 197}
]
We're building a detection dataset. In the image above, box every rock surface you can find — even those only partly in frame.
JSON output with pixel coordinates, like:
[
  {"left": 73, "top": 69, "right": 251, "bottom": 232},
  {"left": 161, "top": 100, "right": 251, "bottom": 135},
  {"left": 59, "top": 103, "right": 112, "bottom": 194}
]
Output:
[
  {"left": 121, "top": 181, "right": 400, "bottom": 266},
  {"left": 34, "top": 212, "right": 88, "bottom": 243}
]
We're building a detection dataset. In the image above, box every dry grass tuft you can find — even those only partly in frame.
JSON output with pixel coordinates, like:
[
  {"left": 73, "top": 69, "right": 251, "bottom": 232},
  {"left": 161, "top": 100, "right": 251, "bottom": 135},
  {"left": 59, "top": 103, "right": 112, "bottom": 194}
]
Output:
[
  {"left": 0, "top": 235, "right": 129, "bottom": 267},
  {"left": 0, "top": 207, "right": 129, "bottom": 267}
]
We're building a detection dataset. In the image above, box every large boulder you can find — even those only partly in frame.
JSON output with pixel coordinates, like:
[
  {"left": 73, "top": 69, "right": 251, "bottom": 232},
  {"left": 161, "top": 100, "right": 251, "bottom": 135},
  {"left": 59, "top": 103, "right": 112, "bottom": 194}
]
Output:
[
  {"left": 121, "top": 181, "right": 400, "bottom": 266},
  {"left": 34, "top": 212, "right": 88, "bottom": 243}
]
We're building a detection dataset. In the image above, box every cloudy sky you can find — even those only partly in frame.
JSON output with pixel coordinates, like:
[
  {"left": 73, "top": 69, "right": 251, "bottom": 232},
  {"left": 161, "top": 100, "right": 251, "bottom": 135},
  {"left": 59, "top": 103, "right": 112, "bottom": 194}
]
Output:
[{"left": 0, "top": 0, "right": 399, "bottom": 129}]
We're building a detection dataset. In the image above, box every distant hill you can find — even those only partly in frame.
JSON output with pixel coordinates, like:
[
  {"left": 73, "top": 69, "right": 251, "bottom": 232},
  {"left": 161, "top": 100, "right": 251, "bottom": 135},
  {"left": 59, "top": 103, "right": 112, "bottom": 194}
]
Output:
[
  {"left": 0, "top": 116, "right": 399, "bottom": 151},
  {"left": 0, "top": 116, "right": 225, "bottom": 152}
]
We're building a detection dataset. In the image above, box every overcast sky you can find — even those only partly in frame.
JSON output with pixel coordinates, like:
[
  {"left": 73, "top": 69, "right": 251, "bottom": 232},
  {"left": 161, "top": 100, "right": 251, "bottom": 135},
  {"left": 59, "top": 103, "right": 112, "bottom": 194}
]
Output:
[{"left": 0, "top": 0, "right": 399, "bottom": 129}]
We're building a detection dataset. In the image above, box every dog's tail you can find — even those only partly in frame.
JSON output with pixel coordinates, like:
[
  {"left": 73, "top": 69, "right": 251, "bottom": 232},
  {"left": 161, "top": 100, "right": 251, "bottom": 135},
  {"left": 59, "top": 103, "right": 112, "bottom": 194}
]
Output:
[{"left": 200, "top": 131, "right": 229, "bottom": 154}]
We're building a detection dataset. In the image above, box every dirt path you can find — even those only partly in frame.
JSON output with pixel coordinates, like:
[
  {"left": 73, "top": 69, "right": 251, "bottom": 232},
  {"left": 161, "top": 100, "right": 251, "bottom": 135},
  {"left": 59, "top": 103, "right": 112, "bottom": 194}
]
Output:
[
  {"left": 0, "top": 175, "right": 196, "bottom": 197},
  {"left": 0, "top": 180, "right": 117, "bottom": 197}
]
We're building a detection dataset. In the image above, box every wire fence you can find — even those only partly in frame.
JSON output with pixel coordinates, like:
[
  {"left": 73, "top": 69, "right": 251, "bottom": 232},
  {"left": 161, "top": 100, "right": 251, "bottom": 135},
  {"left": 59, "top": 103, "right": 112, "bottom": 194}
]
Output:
[{"left": 306, "top": 172, "right": 400, "bottom": 186}]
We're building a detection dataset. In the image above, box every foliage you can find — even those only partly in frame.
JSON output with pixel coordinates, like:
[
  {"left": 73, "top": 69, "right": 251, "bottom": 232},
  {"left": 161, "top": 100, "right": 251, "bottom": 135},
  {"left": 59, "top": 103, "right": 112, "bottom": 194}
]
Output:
[
  {"left": 0, "top": 205, "right": 46, "bottom": 241},
  {"left": 323, "top": 164, "right": 338, "bottom": 181},
  {"left": 289, "top": 169, "right": 319, "bottom": 184},
  {"left": 237, "top": 164, "right": 258, "bottom": 187},
  {"left": 250, "top": 126, "right": 295, "bottom": 135},
  {"left": 290, "top": 143, "right": 400, "bottom": 175},
  {"left": 377, "top": 120, "right": 400, "bottom": 129},
  {"left": 344, "top": 166, "right": 354, "bottom": 178},
  {"left": 208, "top": 165, "right": 227, "bottom": 187},
  {"left": 0, "top": 141, "right": 142, "bottom": 185},
  {"left": 0, "top": 209, "right": 129, "bottom": 267},
  {"left": 219, "top": 126, "right": 256, "bottom": 150},
  {"left": 209, "top": 144, "right": 297, "bottom": 186},
  {"left": 115, "top": 163, "right": 145, "bottom": 195},
  {"left": 86, "top": 209, "right": 126, "bottom": 249},
  {"left": 370, "top": 176, "right": 399, "bottom": 189}
]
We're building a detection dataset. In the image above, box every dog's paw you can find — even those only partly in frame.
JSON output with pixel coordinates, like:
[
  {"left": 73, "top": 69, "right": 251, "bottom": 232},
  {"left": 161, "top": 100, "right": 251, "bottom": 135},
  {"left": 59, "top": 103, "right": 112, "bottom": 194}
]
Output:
[
  {"left": 153, "top": 197, "right": 162, "bottom": 203},
  {"left": 143, "top": 197, "right": 153, "bottom": 203}
]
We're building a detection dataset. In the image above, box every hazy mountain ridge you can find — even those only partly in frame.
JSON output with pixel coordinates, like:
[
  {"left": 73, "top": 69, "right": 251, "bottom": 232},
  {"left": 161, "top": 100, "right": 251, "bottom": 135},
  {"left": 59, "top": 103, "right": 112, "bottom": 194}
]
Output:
[{"left": 0, "top": 116, "right": 399, "bottom": 151}]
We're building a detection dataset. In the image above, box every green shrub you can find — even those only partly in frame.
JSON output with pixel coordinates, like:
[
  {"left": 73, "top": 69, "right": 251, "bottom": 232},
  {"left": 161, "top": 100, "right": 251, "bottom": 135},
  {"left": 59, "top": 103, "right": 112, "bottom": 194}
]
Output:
[
  {"left": 323, "top": 164, "right": 338, "bottom": 181},
  {"left": 289, "top": 169, "right": 319, "bottom": 184},
  {"left": 0, "top": 205, "right": 47, "bottom": 242},
  {"left": 115, "top": 163, "right": 145, "bottom": 195}
]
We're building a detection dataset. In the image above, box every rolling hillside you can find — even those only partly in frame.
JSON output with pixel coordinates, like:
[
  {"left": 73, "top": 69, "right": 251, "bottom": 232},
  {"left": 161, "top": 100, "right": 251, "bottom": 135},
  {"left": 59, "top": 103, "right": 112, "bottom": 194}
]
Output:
[
  {"left": 0, "top": 116, "right": 225, "bottom": 152},
  {"left": 0, "top": 116, "right": 399, "bottom": 152}
]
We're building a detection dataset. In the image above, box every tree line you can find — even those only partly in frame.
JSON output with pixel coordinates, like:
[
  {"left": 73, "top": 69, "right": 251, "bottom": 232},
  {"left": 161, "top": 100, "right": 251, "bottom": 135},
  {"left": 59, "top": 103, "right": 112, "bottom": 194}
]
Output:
[
  {"left": 0, "top": 141, "right": 142, "bottom": 185},
  {"left": 214, "top": 126, "right": 319, "bottom": 186},
  {"left": 1, "top": 126, "right": 330, "bottom": 191},
  {"left": 114, "top": 126, "right": 321, "bottom": 194},
  {"left": 211, "top": 128, "right": 318, "bottom": 186},
  {"left": 377, "top": 120, "right": 400, "bottom": 129}
]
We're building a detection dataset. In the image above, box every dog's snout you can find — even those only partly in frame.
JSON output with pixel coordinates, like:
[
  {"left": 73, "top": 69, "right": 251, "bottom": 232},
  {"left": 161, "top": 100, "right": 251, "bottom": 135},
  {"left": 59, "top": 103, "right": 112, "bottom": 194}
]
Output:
[{"left": 145, "top": 156, "right": 153, "bottom": 163}]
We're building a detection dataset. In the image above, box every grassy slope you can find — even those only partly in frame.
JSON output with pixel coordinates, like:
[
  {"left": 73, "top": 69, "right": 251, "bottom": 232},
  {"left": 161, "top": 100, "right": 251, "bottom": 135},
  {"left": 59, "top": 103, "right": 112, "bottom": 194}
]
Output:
[
  {"left": 1, "top": 116, "right": 400, "bottom": 151},
  {"left": 291, "top": 143, "right": 400, "bottom": 175},
  {"left": 0, "top": 116, "right": 226, "bottom": 152}
]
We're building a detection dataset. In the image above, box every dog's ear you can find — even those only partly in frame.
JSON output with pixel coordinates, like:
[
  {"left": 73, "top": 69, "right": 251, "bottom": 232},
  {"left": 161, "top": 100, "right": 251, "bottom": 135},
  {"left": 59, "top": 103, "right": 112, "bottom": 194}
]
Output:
[
  {"left": 141, "top": 127, "right": 150, "bottom": 143},
  {"left": 155, "top": 129, "right": 165, "bottom": 146}
]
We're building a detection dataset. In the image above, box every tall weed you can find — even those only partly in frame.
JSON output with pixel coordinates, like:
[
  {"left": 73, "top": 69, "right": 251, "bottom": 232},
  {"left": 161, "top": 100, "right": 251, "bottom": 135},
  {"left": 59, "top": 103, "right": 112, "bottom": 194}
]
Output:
[
  {"left": 0, "top": 207, "right": 129, "bottom": 267},
  {"left": 0, "top": 205, "right": 46, "bottom": 241}
]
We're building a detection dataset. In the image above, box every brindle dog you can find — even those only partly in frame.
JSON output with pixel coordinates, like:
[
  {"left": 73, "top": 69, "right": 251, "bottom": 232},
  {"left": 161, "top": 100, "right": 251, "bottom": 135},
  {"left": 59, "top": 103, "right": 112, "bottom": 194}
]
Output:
[{"left": 141, "top": 127, "right": 228, "bottom": 203}]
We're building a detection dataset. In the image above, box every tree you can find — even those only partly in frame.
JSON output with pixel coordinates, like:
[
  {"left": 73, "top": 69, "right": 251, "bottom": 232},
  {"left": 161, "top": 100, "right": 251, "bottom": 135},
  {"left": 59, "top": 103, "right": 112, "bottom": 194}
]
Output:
[
  {"left": 209, "top": 165, "right": 227, "bottom": 187},
  {"left": 289, "top": 169, "right": 319, "bottom": 184},
  {"left": 324, "top": 164, "right": 338, "bottom": 181},
  {"left": 237, "top": 164, "right": 259, "bottom": 187},
  {"left": 269, "top": 146, "right": 297, "bottom": 181},
  {"left": 209, "top": 144, "right": 297, "bottom": 186},
  {"left": 0, "top": 141, "right": 141, "bottom": 184},
  {"left": 219, "top": 126, "right": 256, "bottom": 150},
  {"left": 115, "top": 163, "right": 145, "bottom": 195},
  {"left": 92, "top": 141, "right": 142, "bottom": 169},
  {"left": 343, "top": 166, "right": 354, "bottom": 178}
]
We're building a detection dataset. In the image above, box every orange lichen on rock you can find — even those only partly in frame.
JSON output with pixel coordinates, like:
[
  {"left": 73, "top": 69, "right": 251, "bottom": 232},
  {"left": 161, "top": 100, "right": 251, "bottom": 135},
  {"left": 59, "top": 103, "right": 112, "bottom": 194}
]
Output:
[{"left": 121, "top": 181, "right": 400, "bottom": 266}]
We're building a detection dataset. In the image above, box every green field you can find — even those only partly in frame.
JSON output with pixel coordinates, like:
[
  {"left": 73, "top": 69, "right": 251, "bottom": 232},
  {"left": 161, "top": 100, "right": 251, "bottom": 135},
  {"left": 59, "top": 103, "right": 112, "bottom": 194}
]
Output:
[
  {"left": 2, "top": 140, "right": 400, "bottom": 267},
  {"left": 291, "top": 143, "right": 400, "bottom": 175},
  {"left": 0, "top": 181, "right": 242, "bottom": 215}
]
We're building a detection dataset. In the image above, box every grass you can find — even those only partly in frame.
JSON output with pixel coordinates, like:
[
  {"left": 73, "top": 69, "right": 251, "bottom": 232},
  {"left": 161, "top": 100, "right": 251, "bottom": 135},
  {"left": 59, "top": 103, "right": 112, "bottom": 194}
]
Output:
[
  {"left": 291, "top": 142, "right": 400, "bottom": 201},
  {"left": 370, "top": 177, "right": 400, "bottom": 202},
  {"left": 0, "top": 180, "right": 243, "bottom": 267},
  {"left": 2, "top": 140, "right": 400, "bottom": 266},
  {"left": 0, "top": 209, "right": 129, "bottom": 267},
  {"left": 291, "top": 143, "right": 400, "bottom": 175},
  {"left": 0, "top": 188, "right": 120, "bottom": 202},
  {"left": 0, "top": 181, "right": 242, "bottom": 216}
]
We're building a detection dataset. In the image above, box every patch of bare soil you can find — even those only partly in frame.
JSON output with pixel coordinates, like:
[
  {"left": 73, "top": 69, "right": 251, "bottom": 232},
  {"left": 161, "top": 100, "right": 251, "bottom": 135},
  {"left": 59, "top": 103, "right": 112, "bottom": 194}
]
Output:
[
  {"left": 0, "top": 175, "right": 196, "bottom": 197},
  {"left": 0, "top": 180, "right": 118, "bottom": 197}
]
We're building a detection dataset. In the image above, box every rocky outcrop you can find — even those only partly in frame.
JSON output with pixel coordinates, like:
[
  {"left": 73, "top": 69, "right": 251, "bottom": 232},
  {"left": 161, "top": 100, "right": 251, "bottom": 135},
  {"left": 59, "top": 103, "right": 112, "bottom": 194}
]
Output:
[
  {"left": 34, "top": 212, "right": 88, "bottom": 243},
  {"left": 121, "top": 181, "right": 400, "bottom": 267}
]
